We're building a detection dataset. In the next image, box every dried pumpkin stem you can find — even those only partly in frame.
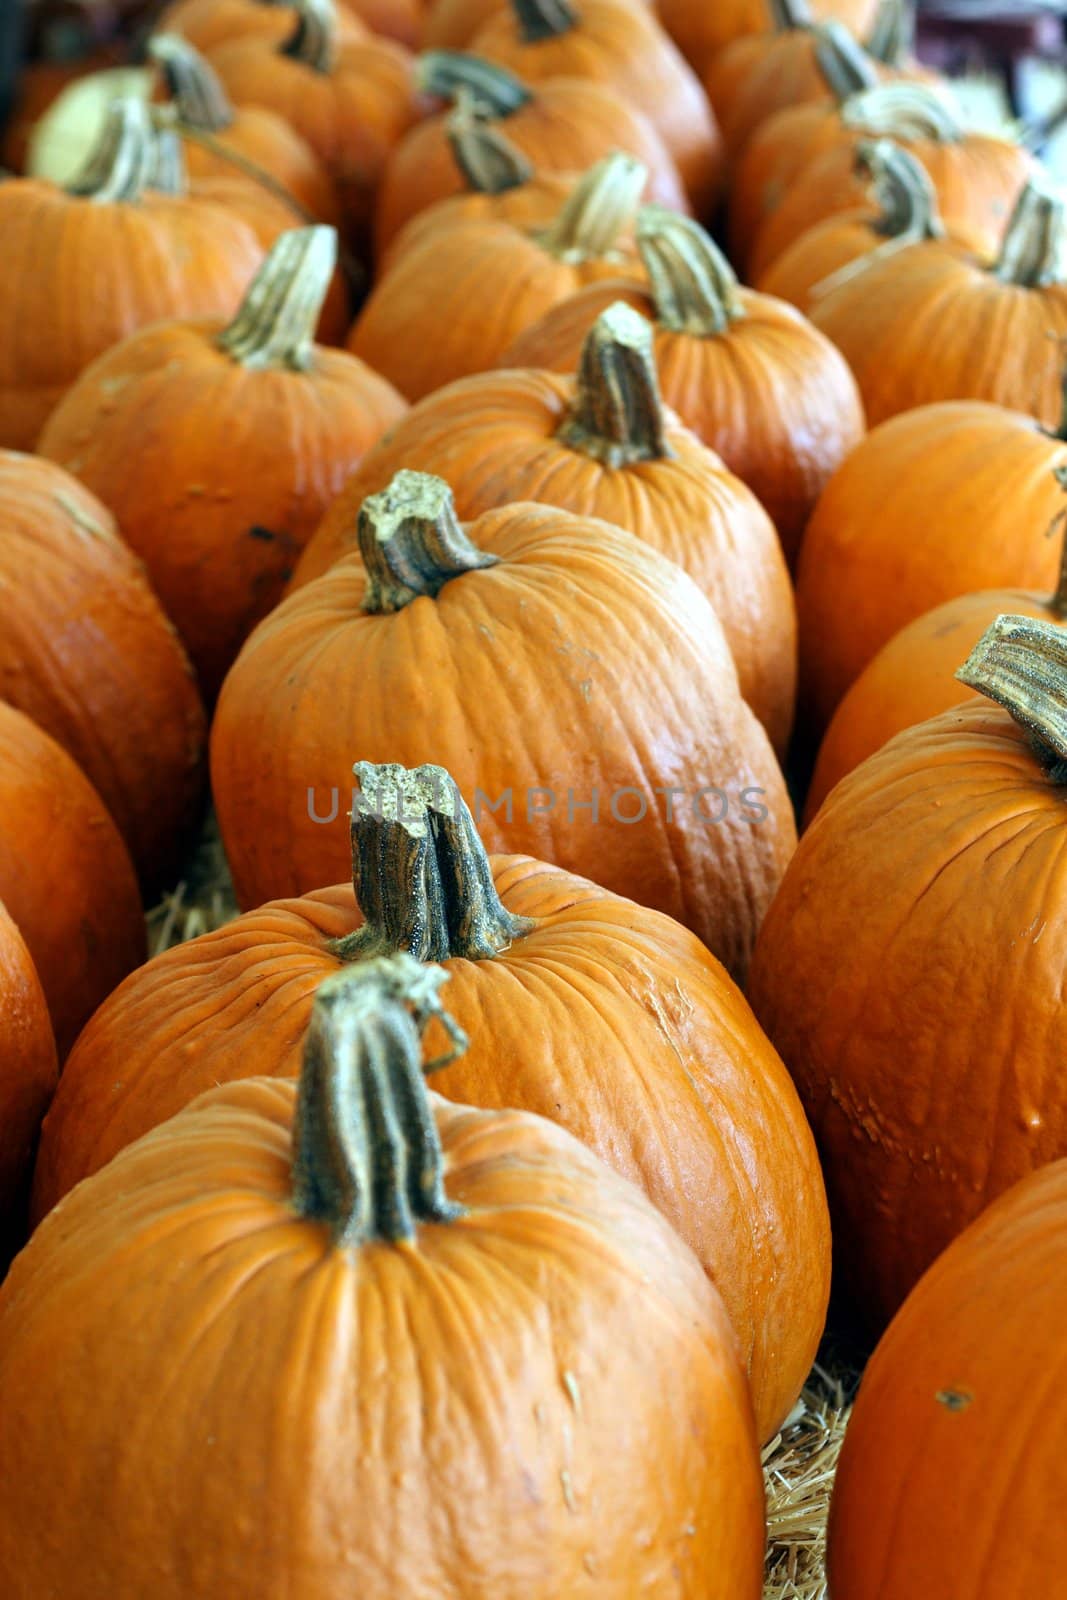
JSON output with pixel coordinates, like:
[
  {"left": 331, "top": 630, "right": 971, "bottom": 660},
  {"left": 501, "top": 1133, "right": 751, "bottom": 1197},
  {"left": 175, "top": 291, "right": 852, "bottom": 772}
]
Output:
[
  {"left": 957, "top": 611, "right": 1067, "bottom": 775},
  {"left": 866, "top": 0, "right": 916, "bottom": 65},
  {"left": 511, "top": 0, "right": 579, "bottom": 43},
  {"left": 358, "top": 471, "right": 499, "bottom": 613},
  {"left": 65, "top": 97, "right": 157, "bottom": 201},
  {"left": 537, "top": 152, "right": 645, "bottom": 260},
  {"left": 334, "top": 762, "right": 534, "bottom": 964},
  {"left": 855, "top": 138, "right": 944, "bottom": 240},
  {"left": 768, "top": 0, "right": 812, "bottom": 29},
  {"left": 842, "top": 81, "right": 963, "bottom": 141},
  {"left": 292, "top": 955, "right": 466, "bottom": 1245},
  {"left": 418, "top": 50, "right": 533, "bottom": 116},
  {"left": 148, "top": 122, "right": 188, "bottom": 194},
  {"left": 149, "top": 33, "right": 234, "bottom": 132},
  {"left": 994, "top": 181, "right": 1067, "bottom": 288},
  {"left": 447, "top": 97, "right": 533, "bottom": 193},
  {"left": 558, "top": 303, "right": 670, "bottom": 466},
  {"left": 637, "top": 207, "right": 743, "bottom": 336},
  {"left": 283, "top": 0, "right": 336, "bottom": 74},
  {"left": 217, "top": 227, "right": 336, "bottom": 370},
  {"left": 813, "top": 21, "right": 881, "bottom": 101}
]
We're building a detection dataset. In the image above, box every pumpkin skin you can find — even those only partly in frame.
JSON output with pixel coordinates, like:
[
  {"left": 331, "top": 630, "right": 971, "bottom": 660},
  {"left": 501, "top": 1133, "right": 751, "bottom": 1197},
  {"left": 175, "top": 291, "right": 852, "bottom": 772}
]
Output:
[
  {"left": 38, "top": 231, "right": 406, "bottom": 703},
  {"left": 0, "top": 452, "right": 206, "bottom": 889},
  {"left": 0, "top": 702, "right": 145, "bottom": 1060},
  {"left": 656, "top": 0, "right": 879, "bottom": 78},
  {"left": 157, "top": 0, "right": 368, "bottom": 57},
  {"left": 0, "top": 901, "right": 57, "bottom": 1261},
  {"left": 212, "top": 488, "right": 796, "bottom": 977},
  {"left": 828, "top": 1158, "right": 1067, "bottom": 1600},
  {"left": 379, "top": 166, "right": 577, "bottom": 273},
  {"left": 1, "top": 986, "right": 767, "bottom": 1598},
  {"left": 796, "top": 401, "right": 1067, "bottom": 728}
]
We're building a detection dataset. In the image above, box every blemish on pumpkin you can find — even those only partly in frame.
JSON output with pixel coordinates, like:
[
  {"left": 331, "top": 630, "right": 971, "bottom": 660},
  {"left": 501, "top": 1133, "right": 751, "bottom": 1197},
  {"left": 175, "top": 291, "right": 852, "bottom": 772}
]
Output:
[
  {"left": 561, "top": 1469, "right": 577, "bottom": 1514},
  {"left": 563, "top": 1370, "right": 582, "bottom": 1414},
  {"left": 936, "top": 1387, "right": 973, "bottom": 1413},
  {"left": 583, "top": 1553, "right": 597, "bottom": 1576},
  {"left": 54, "top": 491, "right": 112, "bottom": 542},
  {"left": 249, "top": 525, "right": 280, "bottom": 543}
]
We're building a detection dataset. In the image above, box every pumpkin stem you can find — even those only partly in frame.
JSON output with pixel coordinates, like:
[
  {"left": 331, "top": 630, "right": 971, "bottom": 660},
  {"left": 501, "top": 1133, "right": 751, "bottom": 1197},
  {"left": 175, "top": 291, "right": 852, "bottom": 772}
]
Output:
[
  {"left": 855, "top": 138, "right": 944, "bottom": 240},
  {"left": 812, "top": 21, "right": 881, "bottom": 101},
  {"left": 841, "top": 81, "right": 964, "bottom": 141},
  {"left": 636, "top": 206, "right": 743, "bottom": 336},
  {"left": 866, "top": 0, "right": 915, "bottom": 65},
  {"left": 510, "top": 0, "right": 579, "bottom": 43},
  {"left": 447, "top": 96, "right": 533, "bottom": 194},
  {"left": 537, "top": 152, "right": 645, "bottom": 260},
  {"left": 557, "top": 303, "right": 671, "bottom": 466},
  {"left": 65, "top": 97, "right": 157, "bottom": 201},
  {"left": 291, "top": 954, "right": 466, "bottom": 1245},
  {"left": 283, "top": 0, "right": 336, "bottom": 74},
  {"left": 217, "top": 227, "right": 336, "bottom": 370},
  {"left": 418, "top": 50, "right": 533, "bottom": 116},
  {"left": 333, "top": 762, "right": 534, "bottom": 964},
  {"left": 994, "top": 179, "right": 1067, "bottom": 288},
  {"left": 957, "top": 610, "right": 1067, "bottom": 777},
  {"left": 358, "top": 471, "right": 499, "bottom": 614},
  {"left": 147, "top": 120, "right": 188, "bottom": 194},
  {"left": 149, "top": 33, "right": 235, "bottom": 132},
  {"left": 768, "top": 0, "right": 812, "bottom": 30}
]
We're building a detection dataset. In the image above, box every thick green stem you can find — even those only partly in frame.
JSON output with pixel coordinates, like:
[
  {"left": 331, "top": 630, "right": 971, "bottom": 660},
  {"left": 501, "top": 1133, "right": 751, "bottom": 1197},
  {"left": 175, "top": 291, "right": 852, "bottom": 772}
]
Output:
[
  {"left": 334, "top": 762, "right": 534, "bottom": 964},
  {"left": 217, "top": 227, "right": 336, "bottom": 370},
  {"left": 358, "top": 471, "right": 499, "bottom": 614},
  {"left": 866, "top": 0, "right": 915, "bottom": 65},
  {"left": 292, "top": 955, "right": 466, "bottom": 1245},
  {"left": 149, "top": 33, "right": 234, "bottom": 131},
  {"left": 812, "top": 21, "right": 881, "bottom": 100},
  {"left": 418, "top": 50, "right": 532, "bottom": 116},
  {"left": 768, "top": 0, "right": 812, "bottom": 29},
  {"left": 636, "top": 206, "right": 743, "bottom": 336},
  {"left": 957, "top": 611, "right": 1067, "bottom": 775},
  {"left": 65, "top": 97, "right": 157, "bottom": 200},
  {"left": 283, "top": 0, "right": 336, "bottom": 73},
  {"left": 994, "top": 180, "right": 1067, "bottom": 288},
  {"left": 557, "top": 303, "right": 670, "bottom": 466},
  {"left": 511, "top": 0, "right": 579, "bottom": 43},
  {"left": 855, "top": 138, "right": 944, "bottom": 240},
  {"left": 842, "top": 81, "right": 964, "bottom": 141},
  {"left": 537, "top": 152, "right": 645, "bottom": 260},
  {"left": 447, "top": 97, "right": 533, "bottom": 193}
]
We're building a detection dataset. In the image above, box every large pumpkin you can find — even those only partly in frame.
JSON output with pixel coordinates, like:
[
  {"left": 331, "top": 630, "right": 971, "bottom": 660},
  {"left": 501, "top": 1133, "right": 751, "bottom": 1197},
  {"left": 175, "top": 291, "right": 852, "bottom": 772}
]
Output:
[
  {"left": 36, "top": 760, "right": 829, "bottom": 1441},
  {"left": 296, "top": 304, "right": 796, "bottom": 753},
  {"left": 503, "top": 205, "right": 866, "bottom": 564},
  {"left": 828, "top": 1158, "right": 1067, "bottom": 1600},
  {"left": 749, "top": 613, "right": 1067, "bottom": 1325},
  {"left": 212, "top": 472, "right": 796, "bottom": 976},
  {"left": 38, "top": 228, "right": 405, "bottom": 702},
  {"left": 796, "top": 399, "right": 1067, "bottom": 727},
  {"left": 0, "top": 902, "right": 57, "bottom": 1263},
  {"left": 3, "top": 956, "right": 767, "bottom": 1598}
]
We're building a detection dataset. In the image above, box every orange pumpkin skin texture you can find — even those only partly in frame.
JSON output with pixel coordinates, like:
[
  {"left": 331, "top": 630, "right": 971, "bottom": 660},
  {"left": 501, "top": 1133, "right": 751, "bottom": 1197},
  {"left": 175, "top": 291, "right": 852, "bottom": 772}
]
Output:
[
  {"left": 0, "top": 703, "right": 145, "bottom": 1060},
  {"left": 0, "top": 453, "right": 206, "bottom": 890},
  {"left": 828, "top": 1158, "right": 1067, "bottom": 1600},
  {"left": 39, "top": 231, "right": 406, "bottom": 703},
  {"left": 35, "top": 819, "right": 829, "bottom": 1443},
  {"left": 211, "top": 486, "right": 796, "bottom": 978},
  {"left": 656, "top": 0, "right": 878, "bottom": 78},
  {"left": 0, "top": 901, "right": 57, "bottom": 1255},
  {"left": 157, "top": 0, "right": 368, "bottom": 57},
  {"left": 3, "top": 975, "right": 767, "bottom": 1599},
  {"left": 379, "top": 168, "right": 578, "bottom": 273},
  {"left": 796, "top": 401, "right": 1067, "bottom": 728}
]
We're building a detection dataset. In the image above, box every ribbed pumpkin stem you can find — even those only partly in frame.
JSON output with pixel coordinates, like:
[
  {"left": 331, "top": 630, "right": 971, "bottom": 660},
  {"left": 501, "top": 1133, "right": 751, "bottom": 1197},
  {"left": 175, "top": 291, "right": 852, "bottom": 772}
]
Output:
[
  {"left": 558, "top": 303, "right": 670, "bottom": 466},
  {"left": 768, "top": 0, "right": 812, "bottom": 30},
  {"left": 447, "top": 97, "right": 533, "bottom": 193},
  {"left": 856, "top": 138, "right": 944, "bottom": 239},
  {"left": 842, "top": 81, "right": 963, "bottom": 141},
  {"left": 148, "top": 121, "right": 188, "bottom": 194},
  {"left": 284, "top": 0, "right": 336, "bottom": 73},
  {"left": 957, "top": 611, "right": 1067, "bottom": 777},
  {"left": 511, "top": 0, "right": 579, "bottom": 42},
  {"left": 866, "top": 0, "right": 915, "bottom": 64},
  {"left": 149, "top": 34, "right": 234, "bottom": 131},
  {"left": 292, "top": 955, "right": 466, "bottom": 1245},
  {"left": 334, "top": 762, "right": 534, "bottom": 963},
  {"left": 813, "top": 21, "right": 881, "bottom": 100},
  {"left": 359, "top": 471, "right": 499, "bottom": 614},
  {"left": 637, "top": 207, "right": 743, "bottom": 336},
  {"left": 537, "top": 152, "right": 645, "bottom": 259},
  {"left": 66, "top": 97, "right": 156, "bottom": 200},
  {"left": 1050, "top": 467, "right": 1067, "bottom": 613},
  {"left": 218, "top": 227, "right": 336, "bottom": 370},
  {"left": 418, "top": 50, "right": 532, "bottom": 115},
  {"left": 995, "top": 181, "right": 1067, "bottom": 288}
]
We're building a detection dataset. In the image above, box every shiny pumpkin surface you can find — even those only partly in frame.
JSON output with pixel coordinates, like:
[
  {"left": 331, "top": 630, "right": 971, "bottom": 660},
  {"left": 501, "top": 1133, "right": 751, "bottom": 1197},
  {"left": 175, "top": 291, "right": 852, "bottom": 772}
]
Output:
[{"left": 0, "top": 901, "right": 56, "bottom": 1241}]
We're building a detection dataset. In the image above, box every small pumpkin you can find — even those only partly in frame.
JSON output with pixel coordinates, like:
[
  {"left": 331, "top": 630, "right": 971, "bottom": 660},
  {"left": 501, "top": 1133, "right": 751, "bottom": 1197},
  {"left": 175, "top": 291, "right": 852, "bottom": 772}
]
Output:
[
  {"left": 3, "top": 957, "right": 767, "bottom": 1597},
  {"left": 0, "top": 902, "right": 57, "bottom": 1265},
  {"left": 37, "top": 759, "right": 829, "bottom": 1441},
  {"left": 350, "top": 151, "right": 646, "bottom": 399},
  {"left": 212, "top": 470, "right": 796, "bottom": 975},
  {"left": 503, "top": 206, "right": 866, "bottom": 565},
  {"left": 156, "top": 0, "right": 368, "bottom": 56},
  {"left": 39, "top": 229, "right": 406, "bottom": 703},
  {"left": 656, "top": 0, "right": 879, "bottom": 78},
  {"left": 828, "top": 1157, "right": 1067, "bottom": 1600},
  {"left": 750, "top": 613, "right": 1067, "bottom": 1324}
]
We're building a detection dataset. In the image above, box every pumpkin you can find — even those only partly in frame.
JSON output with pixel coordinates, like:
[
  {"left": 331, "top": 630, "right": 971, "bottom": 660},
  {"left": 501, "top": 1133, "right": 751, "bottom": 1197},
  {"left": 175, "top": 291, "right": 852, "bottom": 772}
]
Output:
[
  {"left": 207, "top": 0, "right": 422, "bottom": 238},
  {"left": 295, "top": 304, "right": 796, "bottom": 752},
  {"left": 502, "top": 206, "right": 866, "bottom": 566},
  {"left": 806, "top": 464, "right": 1067, "bottom": 818},
  {"left": 338, "top": 0, "right": 426, "bottom": 47},
  {"left": 0, "top": 702, "right": 145, "bottom": 1059},
  {"left": 374, "top": 49, "right": 688, "bottom": 254},
  {"left": 38, "top": 229, "right": 406, "bottom": 704},
  {"left": 750, "top": 613, "right": 1067, "bottom": 1323},
  {"left": 350, "top": 152, "right": 646, "bottom": 399},
  {"left": 0, "top": 452, "right": 206, "bottom": 888},
  {"left": 468, "top": 0, "right": 723, "bottom": 215},
  {"left": 0, "top": 98, "right": 266, "bottom": 452},
  {"left": 37, "top": 759, "right": 829, "bottom": 1441},
  {"left": 156, "top": 0, "right": 368, "bottom": 56},
  {"left": 3, "top": 957, "right": 767, "bottom": 1597},
  {"left": 797, "top": 399, "right": 1067, "bottom": 728},
  {"left": 745, "top": 81, "right": 1035, "bottom": 277},
  {"left": 810, "top": 178, "right": 1067, "bottom": 428},
  {"left": 655, "top": 0, "right": 879, "bottom": 78},
  {"left": 212, "top": 471, "right": 796, "bottom": 975},
  {"left": 0, "top": 902, "right": 57, "bottom": 1265},
  {"left": 828, "top": 1157, "right": 1067, "bottom": 1600}
]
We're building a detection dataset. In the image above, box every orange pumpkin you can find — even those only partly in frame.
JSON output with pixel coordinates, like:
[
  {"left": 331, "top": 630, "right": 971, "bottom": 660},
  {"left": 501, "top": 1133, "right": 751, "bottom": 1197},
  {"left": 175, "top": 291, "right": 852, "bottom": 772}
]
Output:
[
  {"left": 796, "top": 399, "right": 1067, "bottom": 728},
  {"left": 212, "top": 472, "right": 796, "bottom": 976},
  {"left": 750, "top": 613, "right": 1067, "bottom": 1324},
  {"left": 828, "top": 1158, "right": 1067, "bottom": 1600},
  {"left": 656, "top": 0, "right": 879, "bottom": 78},
  {"left": 350, "top": 152, "right": 645, "bottom": 398},
  {"left": 39, "top": 229, "right": 406, "bottom": 703},
  {"left": 156, "top": 0, "right": 368, "bottom": 55},
  {"left": 37, "top": 760, "right": 829, "bottom": 1441},
  {"left": 0, "top": 902, "right": 57, "bottom": 1264},
  {"left": 3, "top": 958, "right": 767, "bottom": 1598},
  {"left": 502, "top": 206, "right": 866, "bottom": 565}
]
